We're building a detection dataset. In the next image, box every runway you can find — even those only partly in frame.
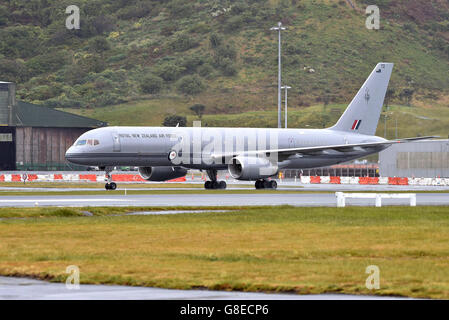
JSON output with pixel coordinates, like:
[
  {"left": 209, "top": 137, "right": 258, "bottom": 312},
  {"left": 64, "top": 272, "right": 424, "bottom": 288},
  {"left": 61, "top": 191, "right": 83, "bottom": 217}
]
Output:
[
  {"left": 0, "top": 277, "right": 409, "bottom": 300},
  {"left": 0, "top": 192, "right": 448, "bottom": 207}
]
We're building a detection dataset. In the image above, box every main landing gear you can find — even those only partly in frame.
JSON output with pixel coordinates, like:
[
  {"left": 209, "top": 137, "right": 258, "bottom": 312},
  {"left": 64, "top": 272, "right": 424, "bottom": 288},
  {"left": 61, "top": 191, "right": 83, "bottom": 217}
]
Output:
[
  {"left": 204, "top": 169, "right": 227, "bottom": 190},
  {"left": 103, "top": 166, "right": 117, "bottom": 190},
  {"left": 255, "top": 179, "right": 277, "bottom": 190}
]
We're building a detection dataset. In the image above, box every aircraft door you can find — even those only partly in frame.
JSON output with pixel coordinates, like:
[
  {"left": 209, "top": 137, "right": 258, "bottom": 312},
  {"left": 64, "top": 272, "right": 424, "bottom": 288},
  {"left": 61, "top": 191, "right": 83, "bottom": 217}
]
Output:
[{"left": 112, "top": 132, "right": 121, "bottom": 152}]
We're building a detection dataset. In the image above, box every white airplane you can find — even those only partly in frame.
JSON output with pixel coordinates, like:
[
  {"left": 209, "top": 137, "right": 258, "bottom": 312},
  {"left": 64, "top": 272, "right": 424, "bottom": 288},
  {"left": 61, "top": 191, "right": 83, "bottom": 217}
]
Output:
[{"left": 65, "top": 63, "right": 433, "bottom": 190}]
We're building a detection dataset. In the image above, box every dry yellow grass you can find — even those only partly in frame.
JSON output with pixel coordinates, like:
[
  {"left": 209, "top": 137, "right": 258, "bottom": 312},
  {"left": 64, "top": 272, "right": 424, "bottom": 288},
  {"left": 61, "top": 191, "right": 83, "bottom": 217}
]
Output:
[{"left": 0, "top": 206, "right": 448, "bottom": 298}]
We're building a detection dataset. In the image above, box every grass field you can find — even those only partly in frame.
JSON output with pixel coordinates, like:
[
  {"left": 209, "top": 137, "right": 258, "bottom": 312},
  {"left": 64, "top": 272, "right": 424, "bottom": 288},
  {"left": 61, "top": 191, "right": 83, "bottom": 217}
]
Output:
[{"left": 0, "top": 206, "right": 448, "bottom": 299}]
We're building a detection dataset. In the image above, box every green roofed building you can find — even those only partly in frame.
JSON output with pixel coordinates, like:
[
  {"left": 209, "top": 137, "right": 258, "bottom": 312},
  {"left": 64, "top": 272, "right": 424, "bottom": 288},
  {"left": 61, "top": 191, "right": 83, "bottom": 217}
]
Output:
[{"left": 0, "top": 81, "right": 107, "bottom": 170}]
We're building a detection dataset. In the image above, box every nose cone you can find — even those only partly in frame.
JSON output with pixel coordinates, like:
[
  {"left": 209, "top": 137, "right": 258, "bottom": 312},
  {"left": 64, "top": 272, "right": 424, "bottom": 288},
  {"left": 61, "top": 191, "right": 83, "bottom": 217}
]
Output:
[{"left": 65, "top": 146, "right": 80, "bottom": 164}]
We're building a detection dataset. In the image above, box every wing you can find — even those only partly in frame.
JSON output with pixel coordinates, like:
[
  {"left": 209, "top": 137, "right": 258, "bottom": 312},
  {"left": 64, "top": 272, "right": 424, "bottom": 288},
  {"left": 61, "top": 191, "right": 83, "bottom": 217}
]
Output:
[{"left": 211, "top": 136, "right": 438, "bottom": 160}]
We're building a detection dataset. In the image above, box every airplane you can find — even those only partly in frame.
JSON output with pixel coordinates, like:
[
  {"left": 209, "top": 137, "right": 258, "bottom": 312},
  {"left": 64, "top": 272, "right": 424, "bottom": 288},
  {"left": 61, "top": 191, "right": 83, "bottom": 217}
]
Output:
[{"left": 65, "top": 62, "right": 434, "bottom": 190}]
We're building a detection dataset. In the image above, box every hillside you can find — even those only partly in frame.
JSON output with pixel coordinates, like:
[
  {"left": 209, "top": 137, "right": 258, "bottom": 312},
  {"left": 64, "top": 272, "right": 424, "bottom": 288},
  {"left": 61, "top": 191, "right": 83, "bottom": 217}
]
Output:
[{"left": 0, "top": 0, "right": 448, "bottom": 136}]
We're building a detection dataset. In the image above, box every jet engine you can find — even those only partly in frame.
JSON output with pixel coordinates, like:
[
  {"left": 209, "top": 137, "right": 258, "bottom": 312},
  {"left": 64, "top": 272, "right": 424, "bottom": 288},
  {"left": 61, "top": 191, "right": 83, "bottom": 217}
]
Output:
[
  {"left": 138, "top": 166, "right": 187, "bottom": 181},
  {"left": 228, "top": 156, "right": 278, "bottom": 180}
]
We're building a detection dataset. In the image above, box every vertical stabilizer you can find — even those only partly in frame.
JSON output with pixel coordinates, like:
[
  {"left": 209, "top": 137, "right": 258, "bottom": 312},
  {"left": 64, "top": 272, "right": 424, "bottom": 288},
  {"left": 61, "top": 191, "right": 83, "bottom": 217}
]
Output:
[{"left": 330, "top": 63, "right": 393, "bottom": 135}]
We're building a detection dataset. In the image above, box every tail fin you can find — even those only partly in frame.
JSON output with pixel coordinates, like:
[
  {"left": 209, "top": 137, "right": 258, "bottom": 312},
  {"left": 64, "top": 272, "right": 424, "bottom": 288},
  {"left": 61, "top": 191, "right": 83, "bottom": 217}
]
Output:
[{"left": 330, "top": 63, "right": 393, "bottom": 136}]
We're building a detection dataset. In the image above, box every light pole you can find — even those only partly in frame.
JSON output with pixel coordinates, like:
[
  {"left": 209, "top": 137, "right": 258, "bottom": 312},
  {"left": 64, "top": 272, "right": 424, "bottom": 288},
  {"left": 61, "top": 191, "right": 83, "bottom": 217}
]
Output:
[
  {"left": 281, "top": 85, "right": 291, "bottom": 128},
  {"left": 270, "top": 22, "right": 286, "bottom": 129}
]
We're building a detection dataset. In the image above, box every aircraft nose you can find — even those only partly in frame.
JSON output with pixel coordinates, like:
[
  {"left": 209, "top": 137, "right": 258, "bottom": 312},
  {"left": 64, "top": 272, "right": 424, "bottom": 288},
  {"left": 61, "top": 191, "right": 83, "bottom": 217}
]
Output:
[{"left": 65, "top": 146, "right": 77, "bottom": 163}]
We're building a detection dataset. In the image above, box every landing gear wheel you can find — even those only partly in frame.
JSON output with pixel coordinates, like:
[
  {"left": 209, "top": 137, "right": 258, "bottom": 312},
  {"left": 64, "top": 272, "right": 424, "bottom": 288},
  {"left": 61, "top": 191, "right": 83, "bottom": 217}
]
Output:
[
  {"left": 205, "top": 180, "right": 227, "bottom": 190},
  {"left": 105, "top": 182, "right": 117, "bottom": 190},
  {"left": 255, "top": 179, "right": 277, "bottom": 190},
  {"left": 211, "top": 181, "right": 219, "bottom": 189}
]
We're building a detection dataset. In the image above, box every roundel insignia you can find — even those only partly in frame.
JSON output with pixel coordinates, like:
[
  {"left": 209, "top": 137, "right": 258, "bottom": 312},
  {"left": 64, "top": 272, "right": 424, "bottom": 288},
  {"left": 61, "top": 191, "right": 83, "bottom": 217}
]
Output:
[{"left": 168, "top": 150, "right": 177, "bottom": 161}]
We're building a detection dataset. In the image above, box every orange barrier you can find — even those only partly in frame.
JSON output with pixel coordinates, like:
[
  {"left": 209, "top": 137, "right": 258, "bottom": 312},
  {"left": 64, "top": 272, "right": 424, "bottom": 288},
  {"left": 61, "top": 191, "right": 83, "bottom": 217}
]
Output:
[
  {"left": 329, "top": 176, "right": 341, "bottom": 184},
  {"left": 111, "top": 174, "right": 144, "bottom": 182},
  {"left": 359, "top": 177, "right": 379, "bottom": 185},
  {"left": 79, "top": 174, "right": 97, "bottom": 182},
  {"left": 310, "top": 176, "right": 321, "bottom": 184},
  {"left": 54, "top": 174, "right": 63, "bottom": 180},
  {"left": 388, "top": 177, "right": 409, "bottom": 185},
  {"left": 12, "top": 174, "right": 21, "bottom": 182},
  {"left": 27, "top": 174, "right": 38, "bottom": 181}
]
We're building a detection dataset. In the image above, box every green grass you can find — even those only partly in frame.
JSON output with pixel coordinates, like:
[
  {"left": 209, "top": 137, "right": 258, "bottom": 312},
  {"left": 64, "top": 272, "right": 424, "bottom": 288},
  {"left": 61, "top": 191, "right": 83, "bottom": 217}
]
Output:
[{"left": 1, "top": 205, "right": 449, "bottom": 299}]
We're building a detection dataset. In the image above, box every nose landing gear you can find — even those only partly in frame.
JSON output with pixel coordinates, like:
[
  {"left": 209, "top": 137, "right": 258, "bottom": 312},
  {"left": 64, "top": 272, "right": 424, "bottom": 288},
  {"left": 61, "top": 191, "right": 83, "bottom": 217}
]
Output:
[{"left": 102, "top": 166, "right": 117, "bottom": 190}]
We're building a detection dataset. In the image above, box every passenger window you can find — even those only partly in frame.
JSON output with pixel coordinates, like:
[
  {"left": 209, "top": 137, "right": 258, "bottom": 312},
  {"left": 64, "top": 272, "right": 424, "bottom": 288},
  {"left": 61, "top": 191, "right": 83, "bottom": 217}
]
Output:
[{"left": 94, "top": 140, "right": 100, "bottom": 145}]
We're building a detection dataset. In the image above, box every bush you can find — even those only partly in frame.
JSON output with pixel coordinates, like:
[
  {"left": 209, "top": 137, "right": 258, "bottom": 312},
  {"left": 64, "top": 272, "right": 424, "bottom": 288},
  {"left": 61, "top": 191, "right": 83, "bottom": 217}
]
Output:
[
  {"left": 179, "top": 54, "right": 205, "bottom": 73},
  {"left": 0, "top": 26, "right": 42, "bottom": 58},
  {"left": 140, "top": 74, "right": 163, "bottom": 94},
  {"left": 170, "top": 33, "right": 198, "bottom": 52},
  {"left": 176, "top": 75, "right": 206, "bottom": 95},
  {"left": 117, "top": 1, "right": 153, "bottom": 19},
  {"left": 167, "top": 0, "right": 193, "bottom": 18},
  {"left": 209, "top": 33, "right": 223, "bottom": 48},
  {"left": 154, "top": 61, "right": 185, "bottom": 81},
  {"left": 224, "top": 16, "right": 245, "bottom": 33},
  {"left": 163, "top": 115, "right": 187, "bottom": 127},
  {"left": 88, "top": 36, "right": 110, "bottom": 53},
  {"left": 28, "top": 85, "right": 61, "bottom": 101},
  {"left": 215, "top": 43, "right": 237, "bottom": 61},
  {"left": 198, "top": 64, "right": 214, "bottom": 77},
  {"left": 25, "top": 51, "right": 67, "bottom": 77},
  {"left": 0, "top": 58, "right": 28, "bottom": 82},
  {"left": 219, "top": 58, "right": 237, "bottom": 76}
]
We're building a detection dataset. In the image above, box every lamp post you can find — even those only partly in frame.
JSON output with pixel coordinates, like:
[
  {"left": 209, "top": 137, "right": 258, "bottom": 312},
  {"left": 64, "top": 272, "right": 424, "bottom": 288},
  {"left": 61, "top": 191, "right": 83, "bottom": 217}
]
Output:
[
  {"left": 270, "top": 22, "right": 286, "bottom": 129},
  {"left": 281, "top": 85, "right": 291, "bottom": 128}
]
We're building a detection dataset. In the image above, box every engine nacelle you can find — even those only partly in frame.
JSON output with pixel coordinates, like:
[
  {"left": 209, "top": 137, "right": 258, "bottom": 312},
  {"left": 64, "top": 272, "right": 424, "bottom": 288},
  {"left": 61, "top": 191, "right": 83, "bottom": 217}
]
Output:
[
  {"left": 138, "top": 166, "right": 187, "bottom": 181},
  {"left": 228, "top": 156, "right": 278, "bottom": 180}
]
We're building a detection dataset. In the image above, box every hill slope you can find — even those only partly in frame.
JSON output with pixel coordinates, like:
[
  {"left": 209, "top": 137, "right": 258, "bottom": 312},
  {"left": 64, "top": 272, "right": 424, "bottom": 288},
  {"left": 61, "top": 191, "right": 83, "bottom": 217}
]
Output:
[{"left": 0, "top": 0, "right": 448, "bottom": 135}]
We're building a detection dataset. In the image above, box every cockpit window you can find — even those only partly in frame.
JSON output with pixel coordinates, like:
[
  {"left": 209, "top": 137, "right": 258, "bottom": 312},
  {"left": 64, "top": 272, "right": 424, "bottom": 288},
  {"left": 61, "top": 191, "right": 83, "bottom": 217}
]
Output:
[
  {"left": 75, "top": 140, "right": 86, "bottom": 146},
  {"left": 75, "top": 139, "right": 99, "bottom": 146}
]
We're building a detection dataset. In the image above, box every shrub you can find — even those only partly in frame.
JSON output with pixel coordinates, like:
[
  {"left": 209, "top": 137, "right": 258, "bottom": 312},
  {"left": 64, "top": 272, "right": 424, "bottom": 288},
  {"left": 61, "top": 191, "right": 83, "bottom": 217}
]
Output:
[
  {"left": 170, "top": 33, "right": 198, "bottom": 52},
  {"left": 215, "top": 43, "right": 237, "bottom": 61},
  {"left": 25, "top": 51, "right": 67, "bottom": 77},
  {"left": 140, "top": 74, "right": 163, "bottom": 94},
  {"left": 219, "top": 58, "right": 237, "bottom": 76},
  {"left": 198, "top": 64, "right": 214, "bottom": 77},
  {"left": 0, "top": 26, "right": 42, "bottom": 58},
  {"left": 189, "top": 104, "right": 206, "bottom": 119},
  {"left": 176, "top": 75, "right": 206, "bottom": 95},
  {"left": 154, "top": 61, "right": 185, "bottom": 81},
  {"left": 88, "top": 36, "right": 110, "bottom": 53},
  {"left": 180, "top": 54, "right": 205, "bottom": 73},
  {"left": 163, "top": 115, "right": 187, "bottom": 127},
  {"left": 209, "top": 33, "right": 223, "bottom": 48}
]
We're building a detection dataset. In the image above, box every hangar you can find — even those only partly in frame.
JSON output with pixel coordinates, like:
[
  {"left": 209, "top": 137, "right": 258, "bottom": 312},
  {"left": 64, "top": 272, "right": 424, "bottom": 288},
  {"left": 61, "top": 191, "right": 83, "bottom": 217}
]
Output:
[
  {"left": 0, "top": 81, "right": 107, "bottom": 171},
  {"left": 379, "top": 139, "right": 449, "bottom": 178}
]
